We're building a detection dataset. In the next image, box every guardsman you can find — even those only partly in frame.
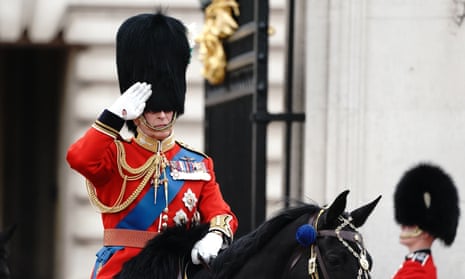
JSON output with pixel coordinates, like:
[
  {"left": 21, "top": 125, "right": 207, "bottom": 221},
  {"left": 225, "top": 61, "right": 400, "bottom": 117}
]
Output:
[
  {"left": 392, "top": 163, "right": 460, "bottom": 279},
  {"left": 66, "top": 10, "right": 238, "bottom": 279}
]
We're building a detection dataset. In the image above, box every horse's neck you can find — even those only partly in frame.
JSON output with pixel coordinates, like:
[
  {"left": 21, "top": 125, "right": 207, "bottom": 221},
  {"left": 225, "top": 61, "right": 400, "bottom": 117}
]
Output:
[{"left": 224, "top": 211, "right": 315, "bottom": 279}]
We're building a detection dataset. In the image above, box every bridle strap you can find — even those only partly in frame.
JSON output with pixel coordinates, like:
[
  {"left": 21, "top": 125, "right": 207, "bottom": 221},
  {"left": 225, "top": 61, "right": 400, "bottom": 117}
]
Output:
[
  {"left": 308, "top": 210, "right": 323, "bottom": 279},
  {"left": 314, "top": 244, "right": 330, "bottom": 279},
  {"left": 292, "top": 209, "right": 368, "bottom": 279},
  {"left": 318, "top": 230, "right": 363, "bottom": 243},
  {"left": 312, "top": 230, "right": 363, "bottom": 279},
  {"left": 307, "top": 209, "right": 368, "bottom": 279}
]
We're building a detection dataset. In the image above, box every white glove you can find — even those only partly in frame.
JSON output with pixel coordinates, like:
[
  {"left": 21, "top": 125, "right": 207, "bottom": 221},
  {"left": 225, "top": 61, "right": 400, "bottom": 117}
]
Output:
[
  {"left": 108, "top": 82, "right": 152, "bottom": 120},
  {"left": 191, "top": 232, "right": 223, "bottom": 265}
]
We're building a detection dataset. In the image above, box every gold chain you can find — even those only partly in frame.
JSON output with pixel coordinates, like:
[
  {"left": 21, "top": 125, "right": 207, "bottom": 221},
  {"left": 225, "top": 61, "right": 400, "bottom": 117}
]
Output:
[{"left": 86, "top": 140, "right": 161, "bottom": 213}]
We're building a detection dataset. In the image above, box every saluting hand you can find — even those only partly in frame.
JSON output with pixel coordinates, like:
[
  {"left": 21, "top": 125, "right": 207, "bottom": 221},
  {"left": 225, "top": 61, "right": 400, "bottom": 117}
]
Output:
[{"left": 108, "top": 82, "right": 152, "bottom": 120}]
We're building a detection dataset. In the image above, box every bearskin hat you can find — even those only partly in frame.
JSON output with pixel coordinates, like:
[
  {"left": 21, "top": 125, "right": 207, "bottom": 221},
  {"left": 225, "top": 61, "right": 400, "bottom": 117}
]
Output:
[
  {"left": 394, "top": 163, "right": 460, "bottom": 246},
  {"left": 116, "top": 10, "right": 191, "bottom": 132}
]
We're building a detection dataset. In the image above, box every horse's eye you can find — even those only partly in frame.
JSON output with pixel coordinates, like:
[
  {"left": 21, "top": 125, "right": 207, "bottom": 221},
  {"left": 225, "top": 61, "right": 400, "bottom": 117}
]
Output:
[{"left": 324, "top": 253, "right": 345, "bottom": 267}]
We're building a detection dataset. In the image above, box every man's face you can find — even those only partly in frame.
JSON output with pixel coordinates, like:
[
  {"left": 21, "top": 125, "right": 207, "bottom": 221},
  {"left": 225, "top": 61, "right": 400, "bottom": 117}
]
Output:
[{"left": 136, "top": 111, "right": 175, "bottom": 140}]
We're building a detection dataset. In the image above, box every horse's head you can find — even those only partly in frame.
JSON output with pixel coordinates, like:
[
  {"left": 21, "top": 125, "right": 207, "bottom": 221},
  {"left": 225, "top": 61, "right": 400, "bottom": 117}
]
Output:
[{"left": 296, "top": 190, "right": 381, "bottom": 279}]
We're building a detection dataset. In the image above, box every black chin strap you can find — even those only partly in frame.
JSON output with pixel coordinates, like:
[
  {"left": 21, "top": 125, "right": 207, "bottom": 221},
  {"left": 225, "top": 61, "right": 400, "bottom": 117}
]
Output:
[{"left": 139, "top": 112, "right": 177, "bottom": 132}]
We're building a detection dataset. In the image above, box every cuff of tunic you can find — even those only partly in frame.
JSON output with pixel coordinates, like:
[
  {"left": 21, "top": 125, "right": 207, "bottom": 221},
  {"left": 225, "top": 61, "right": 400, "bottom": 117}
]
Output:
[
  {"left": 209, "top": 214, "right": 234, "bottom": 245},
  {"left": 92, "top": 109, "right": 125, "bottom": 138}
]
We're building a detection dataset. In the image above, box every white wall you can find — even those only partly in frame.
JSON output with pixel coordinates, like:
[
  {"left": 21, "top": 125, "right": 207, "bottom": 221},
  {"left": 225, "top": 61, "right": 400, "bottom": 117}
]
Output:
[{"left": 304, "top": 0, "right": 465, "bottom": 277}]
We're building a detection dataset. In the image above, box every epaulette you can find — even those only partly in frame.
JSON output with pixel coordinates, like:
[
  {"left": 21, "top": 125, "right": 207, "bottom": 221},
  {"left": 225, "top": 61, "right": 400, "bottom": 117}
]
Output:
[
  {"left": 406, "top": 250, "right": 430, "bottom": 266},
  {"left": 176, "top": 141, "right": 209, "bottom": 158}
]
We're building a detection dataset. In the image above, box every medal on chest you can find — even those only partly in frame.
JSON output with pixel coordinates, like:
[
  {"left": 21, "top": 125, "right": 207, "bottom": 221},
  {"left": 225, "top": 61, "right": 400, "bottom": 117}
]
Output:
[{"left": 169, "top": 156, "right": 211, "bottom": 181}]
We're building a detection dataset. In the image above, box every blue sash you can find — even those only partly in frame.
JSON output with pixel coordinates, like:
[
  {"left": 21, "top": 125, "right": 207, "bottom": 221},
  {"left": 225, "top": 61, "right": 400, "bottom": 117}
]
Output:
[{"left": 116, "top": 147, "right": 204, "bottom": 229}]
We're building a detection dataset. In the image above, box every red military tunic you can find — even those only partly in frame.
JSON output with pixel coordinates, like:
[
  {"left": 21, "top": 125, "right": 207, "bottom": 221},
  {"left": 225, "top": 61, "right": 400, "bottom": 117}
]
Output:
[
  {"left": 67, "top": 110, "right": 238, "bottom": 279},
  {"left": 392, "top": 250, "right": 436, "bottom": 279}
]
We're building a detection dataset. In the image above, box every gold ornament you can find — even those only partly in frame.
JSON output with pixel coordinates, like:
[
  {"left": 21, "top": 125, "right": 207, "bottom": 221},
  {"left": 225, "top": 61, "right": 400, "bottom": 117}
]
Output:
[{"left": 196, "top": 0, "right": 240, "bottom": 85}]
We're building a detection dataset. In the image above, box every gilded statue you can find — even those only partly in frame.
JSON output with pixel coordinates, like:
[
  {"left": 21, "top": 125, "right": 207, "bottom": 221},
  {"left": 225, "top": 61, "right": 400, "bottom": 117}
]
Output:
[{"left": 196, "top": 0, "right": 240, "bottom": 85}]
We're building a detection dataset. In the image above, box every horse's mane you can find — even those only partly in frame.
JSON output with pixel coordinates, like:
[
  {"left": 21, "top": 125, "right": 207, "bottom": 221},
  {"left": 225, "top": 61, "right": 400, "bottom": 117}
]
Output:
[
  {"left": 116, "top": 224, "right": 209, "bottom": 279},
  {"left": 210, "top": 203, "right": 320, "bottom": 278}
]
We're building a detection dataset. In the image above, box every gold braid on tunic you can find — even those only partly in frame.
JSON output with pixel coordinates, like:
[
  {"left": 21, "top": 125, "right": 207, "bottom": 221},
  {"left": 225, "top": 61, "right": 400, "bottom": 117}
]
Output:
[{"left": 86, "top": 140, "right": 167, "bottom": 213}]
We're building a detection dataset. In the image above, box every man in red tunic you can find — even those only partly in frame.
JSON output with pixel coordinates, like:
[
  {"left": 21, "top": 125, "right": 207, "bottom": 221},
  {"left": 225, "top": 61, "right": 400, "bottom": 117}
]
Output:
[
  {"left": 392, "top": 163, "right": 460, "bottom": 279},
  {"left": 67, "top": 10, "right": 238, "bottom": 279}
]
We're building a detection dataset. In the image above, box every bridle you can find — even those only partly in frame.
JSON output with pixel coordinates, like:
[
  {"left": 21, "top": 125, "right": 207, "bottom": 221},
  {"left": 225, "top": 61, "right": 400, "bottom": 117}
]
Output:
[{"left": 307, "top": 208, "right": 371, "bottom": 279}]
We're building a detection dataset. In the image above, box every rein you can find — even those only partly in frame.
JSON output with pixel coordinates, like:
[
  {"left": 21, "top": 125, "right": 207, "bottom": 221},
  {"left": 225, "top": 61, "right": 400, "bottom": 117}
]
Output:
[{"left": 306, "top": 209, "right": 370, "bottom": 279}]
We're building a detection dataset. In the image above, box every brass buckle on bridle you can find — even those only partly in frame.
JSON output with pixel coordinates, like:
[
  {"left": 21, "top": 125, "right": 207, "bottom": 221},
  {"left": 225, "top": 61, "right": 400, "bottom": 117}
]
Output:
[
  {"left": 308, "top": 246, "right": 319, "bottom": 279},
  {"left": 307, "top": 208, "right": 325, "bottom": 279}
]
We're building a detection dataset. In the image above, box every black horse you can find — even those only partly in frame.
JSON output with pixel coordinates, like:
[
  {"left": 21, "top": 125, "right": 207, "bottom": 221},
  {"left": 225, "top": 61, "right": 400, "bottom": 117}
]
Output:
[
  {"left": 117, "top": 190, "right": 381, "bottom": 279},
  {"left": 0, "top": 225, "right": 15, "bottom": 279}
]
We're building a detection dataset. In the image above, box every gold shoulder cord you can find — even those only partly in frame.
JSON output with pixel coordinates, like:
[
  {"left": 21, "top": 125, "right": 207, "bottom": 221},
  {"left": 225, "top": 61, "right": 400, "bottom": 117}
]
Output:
[{"left": 86, "top": 140, "right": 158, "bottom": 213}]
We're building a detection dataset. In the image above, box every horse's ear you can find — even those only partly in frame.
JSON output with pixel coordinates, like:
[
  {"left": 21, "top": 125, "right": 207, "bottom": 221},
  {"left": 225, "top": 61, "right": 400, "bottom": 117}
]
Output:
[
  {"left": 325, "top": 190, "right": 350, "bottom": 223},
  {"left": 350, "top": 195, "right": 382, "bottom": 228}
]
